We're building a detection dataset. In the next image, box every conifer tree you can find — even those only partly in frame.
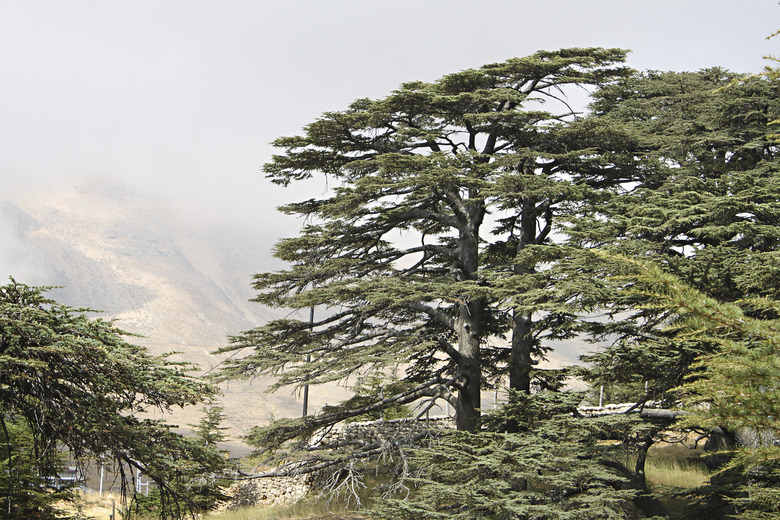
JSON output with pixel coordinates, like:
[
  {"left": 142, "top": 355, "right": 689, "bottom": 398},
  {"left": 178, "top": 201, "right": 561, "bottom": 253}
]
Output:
[
  {"left": 369, "top": 66, "right": 780, "bottom": 516},
  {"left": 0, "top": 280, "right": 228, "bottom": 519},
  {"left": 607, "top": 256, "right": 780, "bottom": 519},
  {"left": 216, "top": 48, "right": 629, "bottom": 439},
  {"left": 551, "top": 69, "right": 780, "bottom": 518},
  {"left": 564, "top": 68, "right": 780, "bottom": 405},
  {"left": 192, "top": 406, "right": 230, "bottom": 447}
]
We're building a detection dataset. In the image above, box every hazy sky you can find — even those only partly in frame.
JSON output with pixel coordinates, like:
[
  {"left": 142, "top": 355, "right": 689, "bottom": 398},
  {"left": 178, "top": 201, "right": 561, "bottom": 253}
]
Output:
[{"left": 1, "top": 0, "right": 778, "bottom": 237}]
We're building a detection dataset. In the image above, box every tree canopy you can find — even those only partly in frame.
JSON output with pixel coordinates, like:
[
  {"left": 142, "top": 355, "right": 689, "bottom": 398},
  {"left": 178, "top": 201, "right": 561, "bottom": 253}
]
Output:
[
  {"left": 564, "top": 68, "right": 780, "bottom": 407},
  {"left": 556, "top": 68, "right": 780, "bottom": 519},
  {"left": 216, "top": 47, "right": 630, "bottom": 435},
  {"left": 0, "top": 280, "right": 227, "bottom": 519},
  {"left": 369, "top": 67, "right": 780, "bottom": 518}
]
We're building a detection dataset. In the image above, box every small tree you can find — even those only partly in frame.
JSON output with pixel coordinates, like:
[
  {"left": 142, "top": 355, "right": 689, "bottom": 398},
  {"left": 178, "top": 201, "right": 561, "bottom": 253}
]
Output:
[{"left": 191, "top": 406, "right": 230, "bottom": 447}]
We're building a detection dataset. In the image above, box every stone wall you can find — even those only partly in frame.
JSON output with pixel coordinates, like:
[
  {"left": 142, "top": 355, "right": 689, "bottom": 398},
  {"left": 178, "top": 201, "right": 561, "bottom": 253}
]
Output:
[
  {"left": 578, "top": 403, "right": 637, "bottom": 417},
  {"left": 222, "top": 474, "right": 313, "bottom": 508}
]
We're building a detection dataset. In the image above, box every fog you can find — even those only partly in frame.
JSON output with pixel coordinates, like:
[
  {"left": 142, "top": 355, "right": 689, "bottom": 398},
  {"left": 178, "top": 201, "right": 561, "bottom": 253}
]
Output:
[{"left": 0, "top": 0, "right": 777, "bottom": 249}]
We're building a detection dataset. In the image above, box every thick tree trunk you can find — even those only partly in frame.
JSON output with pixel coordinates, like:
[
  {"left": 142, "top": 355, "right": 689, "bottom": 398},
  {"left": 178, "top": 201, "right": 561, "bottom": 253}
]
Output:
[
  {"left": 509, "top": 197, "right": 540, "bottom": 393},
  {"left": 455, "top": 301, "right": 482, "bottom": 432},
  {"left": 509, "top": 310, "right": 534, "bottom": 393},
  {"left": 450, "top": 203, "right": 484, "bottom": 432}
]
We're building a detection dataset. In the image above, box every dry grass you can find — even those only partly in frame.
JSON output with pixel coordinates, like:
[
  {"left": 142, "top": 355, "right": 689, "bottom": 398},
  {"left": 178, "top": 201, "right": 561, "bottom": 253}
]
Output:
[
  {"left": 646, "top": 458, "right": 710, "bottom": 489},
  {"left": 645, "top": 442, "right": 710, "bottom": 490},
  {"left": 57, "top": 489, "right": 124, "bottom": 519},
  {"left": 59, "top": 489, "right": 367, "bottom": 520},
  {"left": 201, "top": 504, "right": 368, "bottom": 520}
]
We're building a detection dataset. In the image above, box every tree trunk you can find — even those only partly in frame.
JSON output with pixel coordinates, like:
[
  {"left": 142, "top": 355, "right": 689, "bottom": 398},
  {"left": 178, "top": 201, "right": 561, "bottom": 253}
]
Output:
[
  {"left": 509, "top": 310, "right": 534, "bottom": 393},
  {"left": 455, "top": 301, "right": 482, "bottom": 432},
  {"left": 451, "top": 204, "right": 484, "bottom": 432},
  {"left": 510, "top": 198, "right": 539, "bottom": 393},
  {"left": 632, "top": 435, "right": 653, "bottom": 490}
]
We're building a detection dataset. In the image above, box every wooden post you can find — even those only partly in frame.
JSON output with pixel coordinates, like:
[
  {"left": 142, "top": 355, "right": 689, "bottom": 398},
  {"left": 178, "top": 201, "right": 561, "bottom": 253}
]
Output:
[{"left": 379, "top": 387, "right": 384, "bottom": 420}]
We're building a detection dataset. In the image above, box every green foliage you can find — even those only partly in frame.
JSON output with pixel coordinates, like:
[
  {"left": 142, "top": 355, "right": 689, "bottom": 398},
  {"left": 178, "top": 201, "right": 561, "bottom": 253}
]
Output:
[
  {"left": 0, "top": 416, "right": 72, "bottom": 519},
  {"left": 341, "top": 375, "right": 413, "bottom": 423},
  {"left": 216, "top": 47, "right": 631, "bottom": 436},
  {"left": 564, "top": 69, "right": 780, "bottom": 411},
  {"left": 372, "top": 391, "right": 660, "bottom": 519},
  {"left": 191, "top": 406, "right": 230, "bottom": 447},
  {"left": 183, "top": 406, "right": 235, "bottom": 512},
  {"left": 224, "top": 50, "right": 780, "bottom": 518},
  {"left": 127, "top": 488, "right": 165, "bottom": 518},
  {"left": 0, "top": 280, "right": 228, "bottom": 519},
  {"left": 604, "top": 255, "right": 780, "bottom": 518},
  {"left": 614, "top": 257, "right": 780, "bottom": 452},
  {"left": 560, "top": 67, "right": 780, "bottom": 518},
  {"left": 373, "top": 66, "right": 780, "bottom": 519}
]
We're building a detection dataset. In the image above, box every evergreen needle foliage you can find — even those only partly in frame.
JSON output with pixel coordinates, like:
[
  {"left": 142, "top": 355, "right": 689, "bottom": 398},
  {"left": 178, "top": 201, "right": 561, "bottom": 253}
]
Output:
[
  {"left": 611, "top": 255, "right": 780, "bottom": 519},
  {"left": 214, "top": 48, "right": 632, "bottom": 435},
  {"left": 0, "top": 280, "right": 229, "bottom": 519},
  {"left": 373, "top": 391, "right": 665, "bottom": 519},
  {"left": 219, "top": 46, "right": 780, "bottom": 519}
]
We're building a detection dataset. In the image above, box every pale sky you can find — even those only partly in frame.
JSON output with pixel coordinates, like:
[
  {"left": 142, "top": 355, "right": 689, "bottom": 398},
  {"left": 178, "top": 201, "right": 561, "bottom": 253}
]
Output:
[{"left": 1, "top": 0, "right": 778, "bottom": 238}]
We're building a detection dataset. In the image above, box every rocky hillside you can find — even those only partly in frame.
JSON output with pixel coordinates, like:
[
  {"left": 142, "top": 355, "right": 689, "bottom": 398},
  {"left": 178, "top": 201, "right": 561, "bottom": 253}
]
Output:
[
  {"left": 0, "top": 182, "right": 352, "bottom": 443},
  {"left": 2, "top": 183, "right": 280, "bottom": 344}
]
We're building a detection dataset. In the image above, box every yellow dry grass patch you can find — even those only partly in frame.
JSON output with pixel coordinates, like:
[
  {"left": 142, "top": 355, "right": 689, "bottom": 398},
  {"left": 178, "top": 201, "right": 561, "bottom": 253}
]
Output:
[
  {"left": 646, "top": 441, "right": 710, "bottom": 490},
  {"left": 645, "top": 458, "right": 710, "bottom": 490},
  {"left": 201, "top": 504, "right": 368, "bottom": 520},
  {"left": 57, "top": 489, "right": 124, "bottom": 519}
]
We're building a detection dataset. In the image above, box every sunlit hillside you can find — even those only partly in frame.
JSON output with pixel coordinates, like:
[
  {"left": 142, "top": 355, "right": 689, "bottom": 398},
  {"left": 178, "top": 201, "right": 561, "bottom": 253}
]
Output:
[{"left": 0, "top": 182, "right": 357, "bottom": 444}]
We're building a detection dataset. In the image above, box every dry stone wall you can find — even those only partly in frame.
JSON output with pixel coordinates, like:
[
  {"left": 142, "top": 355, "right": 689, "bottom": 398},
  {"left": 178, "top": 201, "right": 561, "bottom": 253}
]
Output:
[{"left": 222, "top": 474, "right": 314, "bottom": 508}]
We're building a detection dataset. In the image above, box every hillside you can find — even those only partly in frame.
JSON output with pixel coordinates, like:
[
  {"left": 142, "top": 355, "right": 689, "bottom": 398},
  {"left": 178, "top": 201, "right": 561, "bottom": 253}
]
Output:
[{"left": 0, "top": 182, "right": 354, "bottom": 444}]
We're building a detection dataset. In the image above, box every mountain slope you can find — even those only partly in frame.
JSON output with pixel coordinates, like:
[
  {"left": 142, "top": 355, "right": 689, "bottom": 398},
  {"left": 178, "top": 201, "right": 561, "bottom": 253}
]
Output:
[
  {"left": 4, "top": 184, "right": 279, "bottom": 344},
  {"left": 0, "top": 182, "right": 350, "bottom": 441}
]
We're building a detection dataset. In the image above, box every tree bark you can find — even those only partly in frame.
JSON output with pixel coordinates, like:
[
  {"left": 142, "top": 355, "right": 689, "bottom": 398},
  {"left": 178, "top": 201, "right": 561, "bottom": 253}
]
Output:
[
  {"left": 450, "top": 198, "right": 484, "bottom": 432},
  {"left": 509, "top": 196, "right": 540, "bottom": 393},
  {"left": 632, "top": 435, "right": 654, "bottom": 490},
  {"left": 510, "top": 310, "right": 534, "bottom": 393},
  {"left": 454, "top": 301, "right": 482, "bottom": 432}
]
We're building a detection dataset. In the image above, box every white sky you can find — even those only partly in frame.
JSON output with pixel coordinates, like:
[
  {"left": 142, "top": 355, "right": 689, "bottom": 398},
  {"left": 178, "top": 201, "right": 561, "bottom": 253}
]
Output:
[{"left": 1, "top": 0, "right": 778, "bottom": 237}]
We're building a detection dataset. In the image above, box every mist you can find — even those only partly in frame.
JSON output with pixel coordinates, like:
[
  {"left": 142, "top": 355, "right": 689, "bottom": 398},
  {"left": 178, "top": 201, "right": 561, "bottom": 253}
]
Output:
[{"left": 0, "top": 0, "right": 776, "bottom": 263}]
